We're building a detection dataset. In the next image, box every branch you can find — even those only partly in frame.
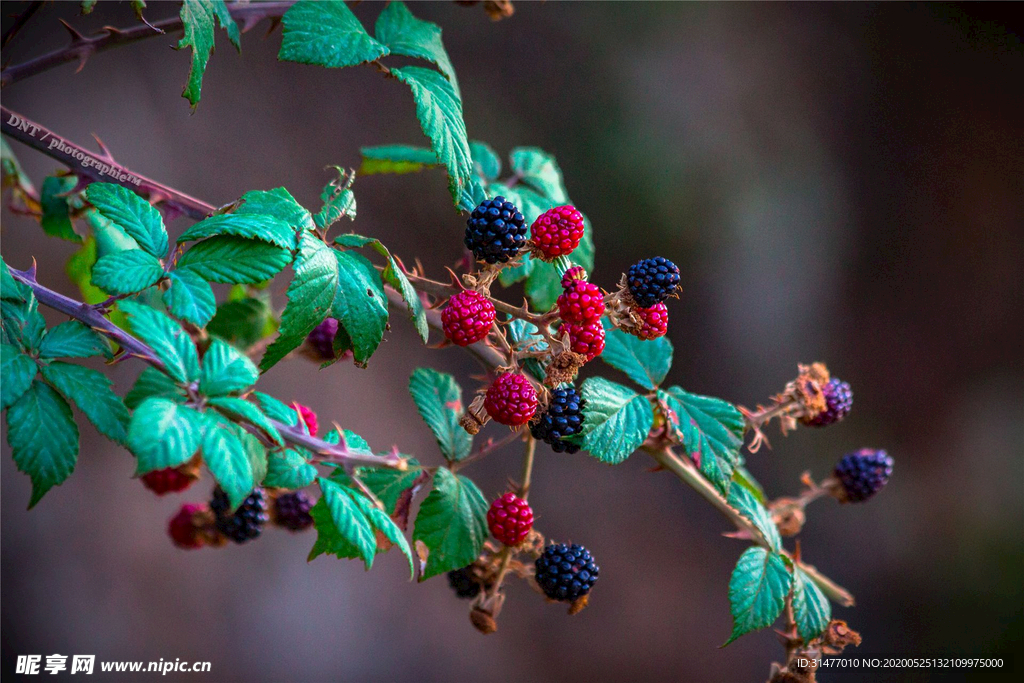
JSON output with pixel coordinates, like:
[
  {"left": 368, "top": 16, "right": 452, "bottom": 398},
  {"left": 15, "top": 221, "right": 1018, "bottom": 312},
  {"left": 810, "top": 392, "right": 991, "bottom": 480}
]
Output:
[
  {"left": 0, "top": 2, "right": 295, "bottom": 88},
  {"left": 1, "top": 0, "right": 44, "bottom": 49},
  {"left": 8, "top": 266, "right": 406, "bottom": 471},
  {"left": 1, "top": 105, "right": 216, "bottom": 220}
]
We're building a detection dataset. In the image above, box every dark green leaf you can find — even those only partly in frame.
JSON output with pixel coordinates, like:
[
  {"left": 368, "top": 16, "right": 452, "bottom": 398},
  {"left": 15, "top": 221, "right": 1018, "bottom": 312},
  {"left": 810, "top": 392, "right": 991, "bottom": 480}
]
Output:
[
  {"left": 235, "top": 187, "right": 314, "bottom": 233},
  {"left": 207, "top": 296, "right": 275, "bottom": 350},
  {"left": 506, "top": 318, "right": 547, "bottom": 382},
  {"left": 577, "top": 377, "right": 654, "bottom": 464},
  {"left": 662, "top": 386, "right": 744, "bottom": 494},
  {"left": 40, "top": 175, "right": 81, "bottom": 242},
  {"left": 119, "top": 301, "right": 200, "bottom": 383},
  {"left": 207, "top": 396, "right": 283, "bottom": 446},
  {"left": 355, "top": 458, "right": 424, "bottom": 515},
  {"left": 279, "top": 0, "right": 388, "bottom": 68},
  {"left": 239, "top": 428, "right": 268, "bottom": 487},
  {"left": 601, "top": 322, "right": 673, "bottom": 390},
  {"left": 178, "top": 213, "right": 296, "bottom": 250},
  {"left": 163, "top": 269, "right": 216, "bottom": 327},
  {"left": 201, "top": 413, "right": 255, "bottom": 509},
  {"left": 125, "top": 367, "right": 185, "bottom": 409},
  {"left": 91, "top": 249, "right": 164, "bottom": 295},
  {"left": 407, "top": 368, "right": 472, "bottom": 461},
  {"left": 1, "top": 258, "right": 22, "bottom": 301},
  {"left": 41, "top": 362, "right": 129, "bottom": 445},
  {"left": 314, "top": 169, "right": 357, "bottom": 230},
  {"left": 324, "top": 427, "right": 370, "bottom": 451},
  {"left": 210, "top": 0, "right": 240, "bottom": 48},
  {"left": 412, "top": 468, "right": 487, "bottom": 580},
  {"left": 84, "top": 183, "right": 167, "bottom": 257},
  {"left": 358, "top": 145, "right": 439, "bottom": 175},
  {"left": 725, "top": 547, "right": 792, "bottom": 645},
  {"left": 177, "top": 0, "right": 239, "bottom": 108},
  {"left": 375, "top": 2, "right": 457, "bottom": 88},
  {"left": 727, "top": 482, "right": 782, "bottom": 552},
  {"left": 315, "top": 478, "right": 377, "bottom": 567},
  {"left": 128, "top": 398, "right": 204, "bottom": 474},
  {"left": 199, "top": 338, "right": 259, "bottom": 396},
  {"left": 264, "top": 448, "right": 317, "bottom": 490},
  {"left": 732, "top": 465, "right": 767, "bottom": 504},
  {"left": 347, "top": 488, "right": 415, "bottom": 578},
  {"left": 469, "top": 141, "right": 501, "bottom": 181},
  {"left": 7, "top": 380, "right": 78, "bottom": 507},
  {"left": 253, "top": 391, "right": 298, "bottom": 426},
  {"left": 177, "top": 236, "right": 292, "bottom": 284},
  {"left": 1, "top": 343, "right": 36, "bottom": 409},
  {"left": 0, "top": 281, "right": 45, "bottom": 351},
  {"left": 509, "top": 147, "right": 569, "bottom": 203},
  {"left": 392, "top": 66, "right": 473, "bottom": 205},
  {"left": 793, "top": 567, "right": 832, "bottom": 642},
  {"left": 332, "top": 249, "right": 387, "bottom": 365},
  {"left": 38, "top": 321, "right": 110, "bottom": 359}
]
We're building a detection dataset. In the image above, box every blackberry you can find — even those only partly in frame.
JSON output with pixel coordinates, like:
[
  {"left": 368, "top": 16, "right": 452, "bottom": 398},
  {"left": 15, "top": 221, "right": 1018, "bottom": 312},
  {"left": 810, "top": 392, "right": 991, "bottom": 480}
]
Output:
[
  {"left": 307, "top": 318, "right": 339, "bottom": 359},
  {"left": 447, "top": 567, "right": 481, "bottom": 599},
  {"left": 274, "top": 491, "right": 314, "bottom": 531},
  {"left": 802, "top": 378, "right": 853, "bottom": 427},
  {"left": 531, "top": 386, "right": 585, "bottom": 453},
  {"left": 834, "top": 449, "right": 893, "bottom": 503},
  {"left": 210, "top": 487, "right": 269, "bottom": 544},
  {"left": 465, "top": 196, "right": 526, "bottom": 264},
  {"left": 535, "top": 543, "right": 599, "bottom": 602},
  {"left": 627, "top": 257, "right": 680, "bottom": 308}
]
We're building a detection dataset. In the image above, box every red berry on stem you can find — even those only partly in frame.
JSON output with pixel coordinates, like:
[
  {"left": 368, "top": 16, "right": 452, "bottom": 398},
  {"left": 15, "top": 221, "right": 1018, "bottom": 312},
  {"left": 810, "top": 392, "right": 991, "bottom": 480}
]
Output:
[
  {"left": 557, "top": 279, "right": 604, "bottom": 325},
  {"left": 168, "top": 503, "right": 206, "bottom": 549},
  {"left": 295, "top": 404, "right": 318, "bottom": 437},
  {"left": 141, "top": 467, "right": 195, "bottom": 495},
  {"left": 632, "top": 303, "right": 669, "bottom": 340},
  {"left": 484, "top": 373, "right": 538, "bottom": 426},
  {"left": 487, "top": 492, "right": 534, "bottom": 546},
  {"left": 565, "top": 320, "right": 606, "bottom": 361},
  {"left": 531, "top": 205, "right": 585, "bottom": 258},
  {"left": 441, "top": 290, "right": 496, "bottom": 346}
]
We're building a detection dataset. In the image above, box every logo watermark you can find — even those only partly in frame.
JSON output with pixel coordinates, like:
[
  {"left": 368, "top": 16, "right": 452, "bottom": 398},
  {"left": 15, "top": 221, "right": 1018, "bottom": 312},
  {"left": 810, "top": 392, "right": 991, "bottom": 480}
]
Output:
[{"left": 15, "top": 655, "right": 211, "bottom": 675}]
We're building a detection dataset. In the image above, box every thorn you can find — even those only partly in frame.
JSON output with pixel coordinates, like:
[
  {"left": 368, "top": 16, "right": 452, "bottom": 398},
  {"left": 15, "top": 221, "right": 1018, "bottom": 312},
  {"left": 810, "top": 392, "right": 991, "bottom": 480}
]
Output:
[
  {"left": 443, "top": 266, "right": 465, "bottom": 290},
  {"left": 27, "top": 257, "right": 37, "bottom": 279},
  {"left": 262, "top": 16, "right": 283, "bottom": 37},
  {"left": 58, "top": 19, "right": 85, "bottom": 43},
  {"left": 136, "top": 16, "right": 164, "bottom": 34},
  {"left": 73, "top": 53, "right": 88, "bottom": 74},
  {"left": 90, "top": 133, "right": 116, "bottom": 163}
]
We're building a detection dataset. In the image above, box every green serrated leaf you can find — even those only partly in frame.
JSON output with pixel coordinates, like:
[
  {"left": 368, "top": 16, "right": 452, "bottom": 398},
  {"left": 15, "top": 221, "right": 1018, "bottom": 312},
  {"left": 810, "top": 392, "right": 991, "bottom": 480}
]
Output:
[
  {"left": 178, "top": 236, "right": 292, "bottom": 284},
  {"left": 1, "top": 258, "right": 22, "bottom": 301},
  {"left": 235, "top": 187, "right": 314, "bottom": 233},
  {"left": 41, "top": 362, "right": 129, "bottom": 445},
  {"left": 358, "top": 145, "right": 439, "bottom": 175},
  {"left": 355, "top": 458, "right": 424, "bottom": 515},
  {"left": 576, "top": 377, "right": 654, "bottom": 464},
  {"left": 201, "top": 413, "right": 255, "bottom": 508},
  {"left": 125, "top": 367, "right": 185, "bottom": 409},
  {"left": 211, "top": 0, "right": 240, "bottom": 49},
  {"left": 207, "top": 396, "right": 283, "bottom": 446},
  {"left": 731, "top": 465, "right": 767, "bottom": 504},
  {"left": 392, "top": 66, "right": 473, "bottom": 205},
  {"left": 469, "top": 141, "right": 501, "bottom": 181},
  {"left": 316, "top": 478, "right": 377, "bottom": 567},
  {"left": 119, "top": 301, "right": 199, "bottom": 384},
  {"left": 407, "top": 368, "right": 472, "bottom": 461},
  {"left": 163, "top": 269, "right": 216, "bottom": 327},
  {"left": 601, "top": 323, "right": 673, "bottom": 390},
  {"left": 314, "top": 169, "right": 357, "bottom": 230},
  {"left": 37, "top": 321, "right": 110, "bottom": 359},
  {"left": 332, "top": 249, "right": 387, "bottom": 366},
  {"left": 91, "top": 249, "right": 164, "bottom": 295},
  {"left": 265, "top": 448, "right": 317, "bottom": 490},
  {"left": 128, "top": 398, "right": 204, "bottom": 474},
  {"left": 279, "top": 0, "right": 388, "bottom": 68},
  {"left": 1, "top": 343, "right": 37, "bottom": 409},
  {"left": 509, "top": 147, "right": 569, "bottom": 203},
  {"left": 727, "top": 482, "right": 782, "bottom": 552},
  {"left": 207, "top": 296, "right": 275, "bottom": 350},
  {"left": 793, "top": 567, "right": 832, "bottom": 642},
  {"left": 199, "top": 338, "right": 259, "bottom": 396},
  {"left": 178, "top": 214, "right": 296, "bottom": 250},
  {"left": 238, "top": 427, "right": 268, "bottom": 486},
  {"left": 253, "top": 391, "right": 298, "bottom": 426},
  {"left": 375, "top": 2, "right": 457, "bottom": 90},
  {"left": 725, "top": 547, "right": 792, "bottom": 646},
  {"left": 40, "top": 175, "right": 82, "bottom": 242},
  {"left": 177, "top": 0, "right": 238, "bottom": 107},
  {"left": 506, "top": 319, "right": 547, "bottom": 382},
  {"left": 65, "top": 238, "right": 108, "bottom": 306},
  {"left": 662, "top": 386, "right": 744, "bottom": 494},
  {"left": 324, "top": 428, "right": 370, "bottom": 451},
  {"left": 347, "top": 489, "right": 415, "bottom": 578},
  {"left": 412, "top": 468, "right": 488, "bottom": 580},
  {"left": 84, "top": 183, "right": 167, "bottom": 258},
  {"left": 0, "top": 281, "right": 45, "bottom": 351},
  {"left": 7, "top": 380, "right": 79, "bottom": 507},
  {"left": 261, "top": 233, "right": 338, "bottom": 371}
]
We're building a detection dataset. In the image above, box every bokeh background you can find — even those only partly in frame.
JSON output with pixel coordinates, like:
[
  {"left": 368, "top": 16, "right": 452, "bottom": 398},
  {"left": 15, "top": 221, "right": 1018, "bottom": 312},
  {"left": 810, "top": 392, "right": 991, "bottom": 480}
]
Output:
[{"left": 2, "top": 2, "right": 1022, "bottom": 682}]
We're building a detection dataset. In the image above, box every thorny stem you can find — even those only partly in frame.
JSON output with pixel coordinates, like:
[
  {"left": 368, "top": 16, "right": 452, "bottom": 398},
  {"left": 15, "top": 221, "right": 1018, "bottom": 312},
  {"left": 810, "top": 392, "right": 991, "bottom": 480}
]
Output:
[
  {"left": 398, "top": 268, "right": 549, "bottom": 327},
  {"left": 8, "top": 267, "right": 406, "bottom": 471},
  {"left": 1, "top": 1, "right": 43, "bottom": 49},
  {"left": 451, "top": 429, "right": 523, "bottom": 472},
  {"left": 0, "top": 2, "right": 295, "bottom": 88}
]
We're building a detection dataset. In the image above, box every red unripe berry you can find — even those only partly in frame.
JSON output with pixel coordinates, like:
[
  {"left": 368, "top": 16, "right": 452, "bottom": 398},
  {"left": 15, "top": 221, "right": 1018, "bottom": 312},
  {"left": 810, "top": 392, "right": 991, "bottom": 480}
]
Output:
[
  {"left": 484, "top": 373, "right": 538, "bottom": 426},
  {"left": 141, "top": 467, "right": 195, "bottom": 495},
  {"left": 632, "top": 303, "right": 669, "bottom": 340},
  {"left": 557, "top": 279, "right": 605, "bottom": 325},
  {"left": 565, "top": 320, "right": 606, "bottom": 360},
  {"left": 295, "top": 404, "right": 318, "bottom": 437},
  {"left": 531, "top": 205, "right": 585, "bottom": 258},
  {"left": 561, "top": 266, "right": 587, "bottom": 288},
  {"left": 441, "top": 290, "right": 496, "bottom": 346},
  {"left": 487, "top": 492, "right": 534, "bottom": 546},
  {"left": 168, "top": 503, "right": 206, "bottom": 549}
]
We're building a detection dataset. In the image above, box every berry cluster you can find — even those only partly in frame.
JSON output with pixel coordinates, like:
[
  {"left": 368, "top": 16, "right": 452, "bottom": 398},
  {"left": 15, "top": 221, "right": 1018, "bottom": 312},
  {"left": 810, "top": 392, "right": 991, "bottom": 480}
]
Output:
[
  {"left": 141, "top": 466, "right": 195, "bottom": 495},
  {"left": 442, "top": 290, "right": 496, "bottom": 346},
  {"left": 535, "top": 543, "right": 600, "bottom": 602},
  {"left": 834, "top": 449, "right": 893, "bottom": 503},
  {"left": 487, "top": 492, "right": 534, "bottom": 546},
  {"left": 557, "top": 268, "right": 604, "bottom": 325},
  {"left": 530, "top": 205, "right": 585, "bottom": 258},
  {"left": 210, "top": 487, "right": 269, "bottom": 544},
  {"left": 484, "top": 372, "right": 538, "bottom": 426},
  {"left": 627, "top": 257, "right": 680, "bottom": 308},
  {"left": 465, "top": 196, "right": 526, "bottom": 263},
  {"left": 275, "top": 491, "right": 315, "bottom": 531},
  {"left": 802, "top": 378, "right": 853, "bottom": 427},
  {"left": 530, "top": 386, "right": 585, "bottom": 453}
]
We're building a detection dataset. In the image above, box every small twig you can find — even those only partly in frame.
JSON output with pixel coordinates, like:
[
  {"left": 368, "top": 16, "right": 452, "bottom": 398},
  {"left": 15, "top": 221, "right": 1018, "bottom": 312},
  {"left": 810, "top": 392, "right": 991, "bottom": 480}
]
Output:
[
  {"left": 1, "top": 0, "right": 44, "bottom": 49},
  {"left": 518, "top": 435, "right": 536, "bottom": 500},
  {"left": 451, "top": 429, "right": 523, "bottom": 471}
]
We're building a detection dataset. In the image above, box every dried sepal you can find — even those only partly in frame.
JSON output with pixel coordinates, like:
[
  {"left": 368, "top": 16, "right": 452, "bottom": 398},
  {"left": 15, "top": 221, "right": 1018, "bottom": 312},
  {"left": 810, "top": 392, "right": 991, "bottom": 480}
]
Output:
[{"left": 740, "top": 363, "right": 832, "bottom": 452}]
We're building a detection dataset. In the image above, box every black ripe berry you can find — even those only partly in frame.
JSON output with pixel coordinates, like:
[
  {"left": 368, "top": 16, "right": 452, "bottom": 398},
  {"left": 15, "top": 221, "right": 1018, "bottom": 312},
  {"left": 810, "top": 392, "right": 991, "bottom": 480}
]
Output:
[
  {"left": 210, "top": 487, "right": 269, "bottom": 544},
  {"left": 531, "top": 386, "right": 585, "bottom": 453},
  {"left": 627, "top": 257, "right": 680, "bottom": 308},
  {"left": 274, "top": 491, "right": 315, "bottom": 531},
  {"left": 535, "top": 543, "right": 599, "bottom": 602},
  {"left": 465, "top": 196, "right": 526, "bottom": 264},
  {"left": 834, "top": 449, "right": 893, "bottom": 503},
  {"left": 447, "top": 567, "right": 482, "bottom": 599},
  {"left": 802, "top": 378, "right": 853, "bottom": 427}
]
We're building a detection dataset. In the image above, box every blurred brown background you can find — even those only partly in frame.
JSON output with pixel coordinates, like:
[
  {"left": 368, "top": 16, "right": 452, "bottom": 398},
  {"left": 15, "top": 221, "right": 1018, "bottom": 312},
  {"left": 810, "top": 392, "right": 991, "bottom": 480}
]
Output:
[{"left": 2, "top": 2, "right": 1022, "bottom": 682}]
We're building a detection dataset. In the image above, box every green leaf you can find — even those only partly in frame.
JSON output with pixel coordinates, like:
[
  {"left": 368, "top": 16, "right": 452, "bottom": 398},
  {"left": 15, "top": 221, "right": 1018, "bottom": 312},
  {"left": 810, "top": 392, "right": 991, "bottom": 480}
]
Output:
[
  {"left": 91, "top": 249, "right": 164, "bottom": 295},
  {"left": 178, "top": 213, "right": 296, "bottom": 250},
  {"left": 87, "top": 209, "right": 140, "bottom": 257},
  {"left": 177, "top": 0, "right": 239, "bottom": 108},
  {"left": 201, "top": 412, "right": 255, "bottom": 508},
  {"left": 413, "top": 468, "right": 488, "bottom": 580},
  {"left": 261, "top": 233, "right": 338, "bottom": 371},
  {"left": 407, "top": 368, "right": 472, "bottom": 461},
  {"left": 38, "top": 321, "right": 110, "bottom": 359},
  {"left": 264, "top": 449, "right": 317, "bottom": 490},
  {"left": 119, "top": 301, "right": 200, "bottom": 384},
  {"left": 725, "top": 547, "right": 792, "bottom": 646},
  {"left": 661, "top": 386, "right": 745, "bottom": 495},
  {"left": 358, "top": 145, "right": 439, "bottom": 175},
  {"left": 0, "top": 281, "right": 45, "bottom": 351},
  {"left": 509, "top": 147, "right": 569, "bottom": 203},
  {"left": 392, "top": 66, "right": 473, "bottom": 205},
  {"left": 279, "top": 0, "right": 388, "bottom": 68},
  {"left": 128, "top": 398, "right": 204, "bottom": 474},
  {"left": 793, "top": 567, "right": 832, "bottom": 642},
  {"left": 324, "top": 428, "right": 370, "bottom": 451},
  {"left": 355, "top": 459, "right": 424, "bottom": 515},
  {"left": 1, "top": 343, "right": 37, "bottom": 409},
  {"left": 84, "top": 183, "right": 167, "bottom": 258},
  {"left": 375, "top": 2, "right": 457, "bottom": 88},
  {"left": 253, "top": 391, "right": 298, "bottom": 426},
  {"left": 347, "top": 490, "right": 415, "bottom": 578},
  {"left": 125, "top": 367, "right": 185, "bottom": 409},
  {"left": 332, "top": 249, "right": 388, "bottom": 366},
  {"left": 207, "top": 396, "right": 283, "bottom": 446},
  {"left": 40, "top": 175, "right": 81, "bottom": 242},
  {"left": 469, "top": 141, "right": 501, "bottom": 181},
  {"left": 732, "top": 465, "right": 767, "bottom": 505},
  {"left": 600, "top": 323, "right": 673, "bottom": 390},
  {"left": 207, "top": 296, "right": 275, "bottom": 349},
  {"left": 315, "top": 478, "right": 377, "bottom": 567},
  {"left": 177, "top": 236, "right": 292, "bottom": 284},
  {"left": 314, "top": 169, "right": 357, "bottom": 230},
  {"left": 65, "top": 238, "right": 107, "bottom": 306},
  {"left": 41, "top": 362, "right": 129, "bottom": 445},
  {"left": 163, "top": 269, "right": 216, "bottom": 327},
  {"left": 239, "top": 427, "right": 268, "bottom": 486},
  {"left": 726, "top": 482, "right": 782, "bottom": 552},
  {"left": 1, "top": 258, "right": 22, "bottom": 301},
  {"left": 7, "top": 380, "right": 79, "bottom": 507},
  {"left": 235, "top": 187, "right": 314, "bottom": 233},
  {"left": 81, "top": 0, "right": 96, "bottom": 14},
  {"left": 200, "top": 338, "right": 259, "bottom": 396},
  {"left": 506, "top": 318, "right": 547, "bottom": 382},
  {"left": 576, "top": 377, "right": 654, "bottom": 464}
]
